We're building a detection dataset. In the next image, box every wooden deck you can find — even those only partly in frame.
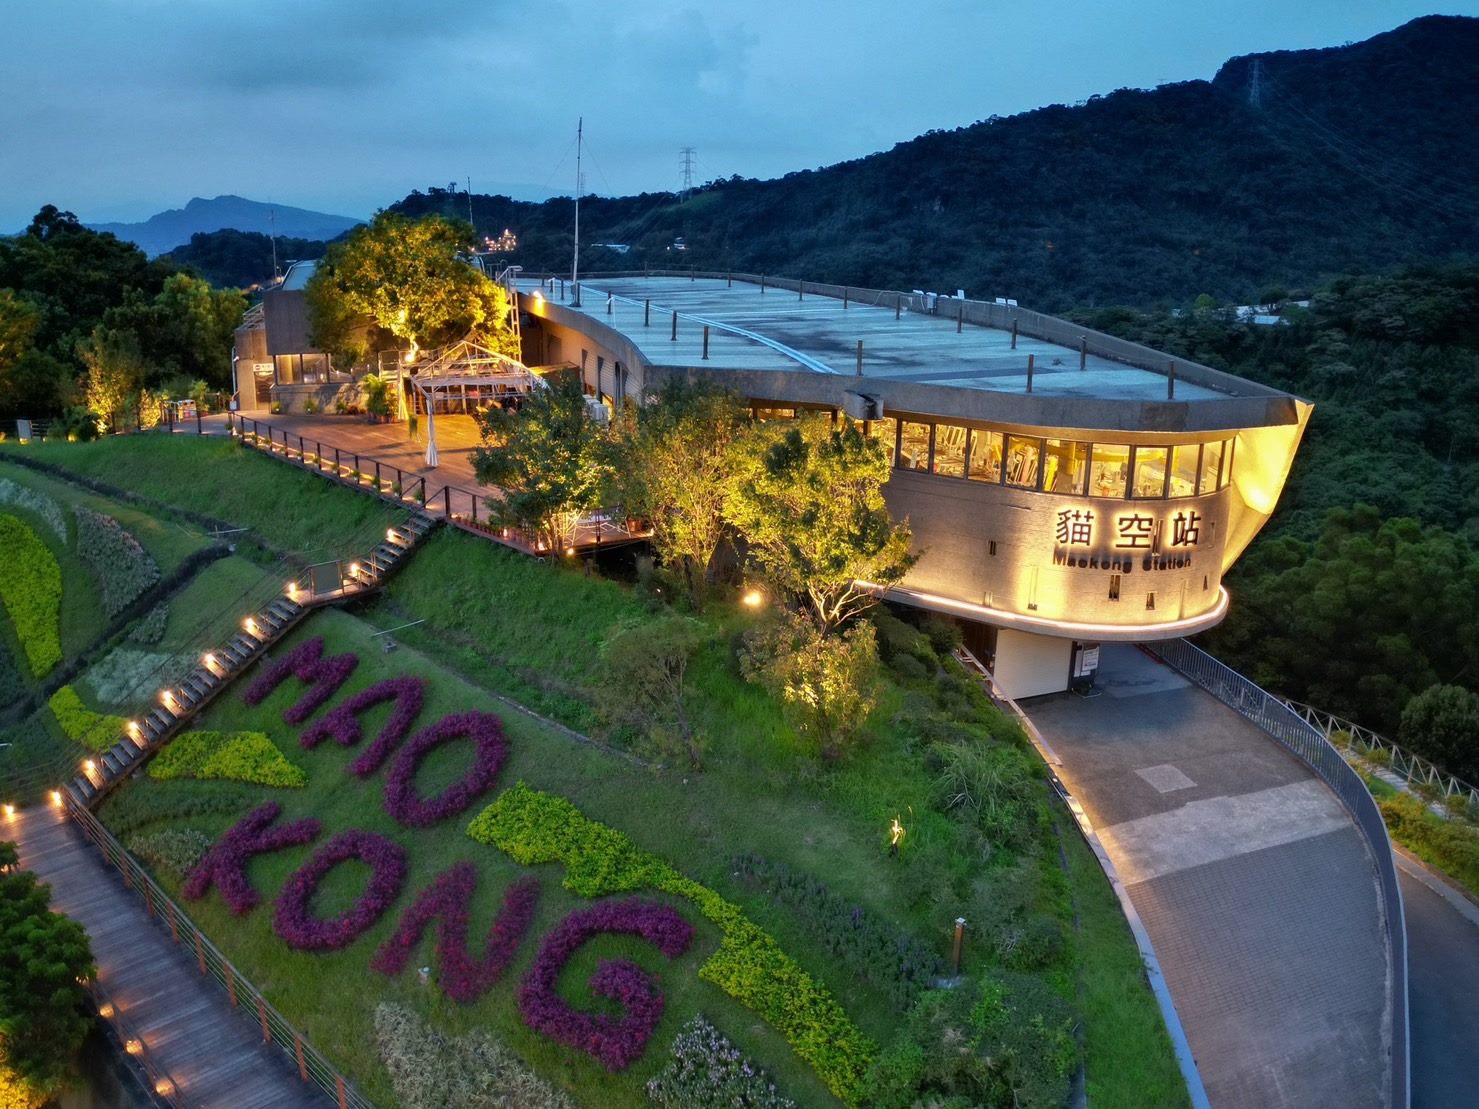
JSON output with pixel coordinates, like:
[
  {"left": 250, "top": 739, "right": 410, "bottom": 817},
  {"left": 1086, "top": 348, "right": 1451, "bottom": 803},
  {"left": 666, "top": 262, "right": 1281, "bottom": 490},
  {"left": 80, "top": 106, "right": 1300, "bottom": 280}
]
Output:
[{"left": 10, "top": 805, "right": 329, "bottom": 1108}]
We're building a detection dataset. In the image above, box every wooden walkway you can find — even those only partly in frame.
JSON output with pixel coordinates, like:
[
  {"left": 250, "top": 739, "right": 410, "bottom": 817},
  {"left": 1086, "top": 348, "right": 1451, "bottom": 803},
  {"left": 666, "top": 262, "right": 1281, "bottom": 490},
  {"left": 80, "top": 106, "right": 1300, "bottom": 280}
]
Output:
[{"left": 11, "top": 804, "right": 329, "bottom": 1108}]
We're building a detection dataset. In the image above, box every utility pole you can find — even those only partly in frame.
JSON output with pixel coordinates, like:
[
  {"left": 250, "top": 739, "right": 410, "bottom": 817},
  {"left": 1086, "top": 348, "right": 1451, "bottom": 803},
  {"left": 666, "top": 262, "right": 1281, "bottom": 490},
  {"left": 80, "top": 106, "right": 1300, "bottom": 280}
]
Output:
[
  {"left": 1248, "top": 59, "right": 1263, "bottom": 110},
  {"left": 679, "top": 146, "right": 696, "bottom": 199},
  {"left": 466, "top": 175, "right": 475, "bottom": 230},
  {"left": 268, "top": 205, "right": 279, "bottom": 280},
  {"left": 572, "top": 117, "right": 583, "bottom": 307}
]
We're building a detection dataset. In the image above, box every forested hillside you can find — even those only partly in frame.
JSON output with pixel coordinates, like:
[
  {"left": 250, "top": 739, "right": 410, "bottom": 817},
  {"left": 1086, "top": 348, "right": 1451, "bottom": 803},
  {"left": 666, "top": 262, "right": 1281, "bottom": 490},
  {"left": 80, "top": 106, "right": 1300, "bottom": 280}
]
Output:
[
  {"left": 391, "top": 15, "right": 1479, "bottom": 312},
  {"left": 164, "top": 229, "right": 331, "bottom": 289}
]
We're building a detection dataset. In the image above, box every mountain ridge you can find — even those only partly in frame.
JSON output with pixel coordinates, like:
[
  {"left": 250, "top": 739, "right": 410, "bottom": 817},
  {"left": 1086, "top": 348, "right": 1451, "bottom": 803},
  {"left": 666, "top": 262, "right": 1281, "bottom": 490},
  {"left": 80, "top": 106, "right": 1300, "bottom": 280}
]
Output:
[{"left": 88, "top": 195, "right": 362, "bottom": 257}]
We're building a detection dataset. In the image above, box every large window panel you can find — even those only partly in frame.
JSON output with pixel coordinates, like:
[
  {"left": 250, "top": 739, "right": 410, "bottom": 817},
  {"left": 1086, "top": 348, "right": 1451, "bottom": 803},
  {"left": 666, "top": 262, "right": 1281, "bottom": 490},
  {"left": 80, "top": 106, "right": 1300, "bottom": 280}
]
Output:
[
  {"left": 1199, "top": 440, "right": 1224, "bottom": 494},
  {"left": 1044, "top": 439, "right": 1089, "bottom": 495},
  {"left": 1004, "top": 435, "right": 1042, "bottom": 489},
  {"left": 1088, "top": 444, "right": 1129, "bottom": 498},
  {"left": 866, "top": 418, "right": 897, "bottom": 467},
  {"left": 933, "top": 424, "right": 967, "bottom": 477},
  {"left": 968, "top": 429, "right": 1003, "bottom": 483},
  {"left": 1169, "top": 444, "right": 1200, "bottom": 498},
  {"left": 1132, "top": 446, "right": 1169, "bottom": 498},
  {"left": 899, "top": 421, "right": 932, "bottom": 471}
]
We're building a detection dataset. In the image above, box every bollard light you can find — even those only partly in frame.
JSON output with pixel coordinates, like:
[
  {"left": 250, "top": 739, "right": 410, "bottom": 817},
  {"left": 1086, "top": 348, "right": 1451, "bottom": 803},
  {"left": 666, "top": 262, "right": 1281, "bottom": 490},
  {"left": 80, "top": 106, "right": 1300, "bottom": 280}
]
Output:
[
  {"left": 159, "top": 689, "right": 177, "bottom": 710},
  {"left": 98, "top": 1003, "right": 114, "bottom": 1019},
  {"left": 2, "top": 803, "right": 14, "bottom": 820},
  {"left": 49, "top": 790, "right": 62, "bottom": 807},
  {"left": 286, "top": 581, "right": 298, "bottom": 597},
  {"left": 126, "top": 719, "right": 141, "bottom": 738},
  {"left": 83, "top": 759, "right": 97, "bottom": 778},
  {"left": 125, "top": 1039, "right": 142, "bottom": 1056},
  {"left": 244, "top": 616, "right": 259, "bottom": 636}
]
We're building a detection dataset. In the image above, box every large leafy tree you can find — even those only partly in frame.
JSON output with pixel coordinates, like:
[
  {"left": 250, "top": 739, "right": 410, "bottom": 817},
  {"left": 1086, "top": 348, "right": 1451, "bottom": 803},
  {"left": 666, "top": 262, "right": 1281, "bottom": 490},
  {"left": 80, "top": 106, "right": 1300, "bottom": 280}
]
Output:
[
  {"left": 0, "top": 841, "right": 95, "bottom": 1103},
  {"left": 726, "top": 414, "right": 916, "bottom": 636},
  {"left": 614, "top": 379, "right": 749, "bottom": 609},
  {"left": 305, "top": 212, "right": 518, "bottom": 365},
  {"left": 472, "top": 375, "right": 611, "bottom": 550}
]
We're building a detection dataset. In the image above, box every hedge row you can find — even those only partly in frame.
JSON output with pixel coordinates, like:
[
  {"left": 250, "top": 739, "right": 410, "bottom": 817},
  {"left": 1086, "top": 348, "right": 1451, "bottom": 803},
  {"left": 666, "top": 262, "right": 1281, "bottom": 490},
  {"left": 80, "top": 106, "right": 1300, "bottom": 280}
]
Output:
[
  {"left": 150, "top": 730, "right": 307, "bottom": 788},
  {"left": 466, "top": 783, "right": 877, "bottom": 1105},
  {"left": 72, "top": 504, "right": 159, "bottom": 618},
  {"left": 0, "top": 477, "right": 67, "bottom": 541},
  {"left": 47, "top": 686, "right": 127, "bottom": 752},
  {"left": 0, "top": 514, "right": 63, "bottom": 678}
]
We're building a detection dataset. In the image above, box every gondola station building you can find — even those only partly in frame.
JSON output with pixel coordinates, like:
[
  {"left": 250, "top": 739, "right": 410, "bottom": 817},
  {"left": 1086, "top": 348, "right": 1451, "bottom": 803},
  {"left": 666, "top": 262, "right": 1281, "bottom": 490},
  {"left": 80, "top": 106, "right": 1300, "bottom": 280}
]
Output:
[{"left": 518, "top": 273, "right": 1310, "bottom": 699}]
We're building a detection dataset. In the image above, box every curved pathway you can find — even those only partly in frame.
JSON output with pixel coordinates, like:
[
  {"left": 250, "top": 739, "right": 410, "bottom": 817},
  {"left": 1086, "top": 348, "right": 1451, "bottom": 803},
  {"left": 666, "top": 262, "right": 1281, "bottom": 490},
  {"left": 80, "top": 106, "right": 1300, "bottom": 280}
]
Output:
[
  {"left": 1024, "top": 645, "right": 1390, "bottom": 1109},
  {"left": 10, "top": 804, "right": 327, "bottom": 1109}
]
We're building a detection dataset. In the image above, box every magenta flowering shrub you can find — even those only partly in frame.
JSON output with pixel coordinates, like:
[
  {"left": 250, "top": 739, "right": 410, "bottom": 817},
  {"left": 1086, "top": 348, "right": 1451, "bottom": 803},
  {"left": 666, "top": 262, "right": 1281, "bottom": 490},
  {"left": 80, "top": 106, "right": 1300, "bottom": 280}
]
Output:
[
  {"left": 243, "top": 636, "right": 359, "bottom": 725},
  {"left": 273, "top": 829, "right": 408, "bottom": 951},
  {"left": 383, "top": 711, "right": 509, "bottom": 828},
  {"left": 182, "top": 801, "right": 322, "bottom": 915},
  {"left": 370, "top": 863, "right": 540, "bottom": 1003},
  {"left": 299, "top": 676, "right": 427, "bottom": 777},
  {"left": 517, "top": 898, "right": 694, "bottom": 1071}
]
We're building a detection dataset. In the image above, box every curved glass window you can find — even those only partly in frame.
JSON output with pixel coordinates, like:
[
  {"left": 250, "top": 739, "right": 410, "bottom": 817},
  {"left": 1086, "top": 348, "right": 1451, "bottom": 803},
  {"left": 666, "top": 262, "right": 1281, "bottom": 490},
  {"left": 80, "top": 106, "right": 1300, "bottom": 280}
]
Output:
[
  {"left": 1200, "top": 440, "right": 1225, "bottom": 493},
  {"left": 1004, "top": 436, "right": 1042, "bottom": 489},
  {"left": 899, "top": 421, "right": 931, "bottom": 471},
  {"left": 1089, "top": 444, "right": 1130, "bottom": 498},
  {"left": 1044, "top": 439, "right": 1089, "bottom": 495},
  {"left": 1169, "top": 444, "right": 1201, "bottom": 498},
  {"left": 933, "top": 424, "right": 967, "bottom": 477},
  {"left": 1132, "top": 446, "right": 1169, "bottom": 498},
  {"left": 968, "top": 430, "right": 1003, "bottom": 483}
]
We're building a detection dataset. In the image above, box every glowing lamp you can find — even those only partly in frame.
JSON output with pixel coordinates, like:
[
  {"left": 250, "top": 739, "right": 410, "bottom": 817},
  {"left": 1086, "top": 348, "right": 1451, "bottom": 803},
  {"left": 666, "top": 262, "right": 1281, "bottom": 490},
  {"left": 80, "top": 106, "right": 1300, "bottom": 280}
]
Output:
[
  {"left": 2, "top": 803, "right": 14, "bottom": 820},
  {"left": 98, "top": 1003, "right": 114, "bottom": 1019},
  {"left": 126, "top": 719, "right": 141, "bottom": 738},
  {"left": 742, "top": 589, "right": 764, "bottom": 608},
  {"left": 244, "top": 617, "right": 260, "bottom": 636},
  {"left": 159, "top": 689, "right": 177, "bottom": 710},
  {"left": 155, "top": 1080, "right": 173, "bottom": 1097},
  {"left": 83, "top": 759, "right": 97, "bottom": 776},
  {"left": 286, "top": 581, "right": 298, "bottom": 597},
  {"left": 565, "top": 546, "right": 576, "bottom": 556},
  {"left": 49, "top": 790, "right": 62, "bottom": 807},
  {"left": 125, "top": 1039, "right": 142, "bottom": 1056}
]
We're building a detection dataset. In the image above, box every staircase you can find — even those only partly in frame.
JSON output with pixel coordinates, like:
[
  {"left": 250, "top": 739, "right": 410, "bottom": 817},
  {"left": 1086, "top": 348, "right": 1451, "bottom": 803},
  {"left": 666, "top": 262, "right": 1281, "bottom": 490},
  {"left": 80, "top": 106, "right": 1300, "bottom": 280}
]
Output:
[{"left": 63, "top": 511, "right": 439, "bottom": 810}]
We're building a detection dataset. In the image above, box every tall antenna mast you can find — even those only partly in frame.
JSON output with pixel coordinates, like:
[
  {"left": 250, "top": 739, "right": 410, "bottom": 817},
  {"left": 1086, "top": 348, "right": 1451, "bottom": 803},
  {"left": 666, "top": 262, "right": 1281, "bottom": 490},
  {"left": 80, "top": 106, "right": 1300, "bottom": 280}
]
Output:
[
  {"left": 571, "top": 117, "right": 583, "bottom": 307},
  {"left": 466, "top": 175, "right": 475, "bottom": 229}
]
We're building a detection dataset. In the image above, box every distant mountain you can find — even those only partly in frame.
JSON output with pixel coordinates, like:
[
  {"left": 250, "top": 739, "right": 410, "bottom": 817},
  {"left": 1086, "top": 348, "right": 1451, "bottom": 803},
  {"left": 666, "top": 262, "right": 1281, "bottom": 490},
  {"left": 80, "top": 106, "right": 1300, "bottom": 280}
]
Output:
[
  {"left": 89, "top": 196, "right": 361, "bottom": 257},
  {"left": 390, "top": 15, "right": 1479, "bottom": 311}
]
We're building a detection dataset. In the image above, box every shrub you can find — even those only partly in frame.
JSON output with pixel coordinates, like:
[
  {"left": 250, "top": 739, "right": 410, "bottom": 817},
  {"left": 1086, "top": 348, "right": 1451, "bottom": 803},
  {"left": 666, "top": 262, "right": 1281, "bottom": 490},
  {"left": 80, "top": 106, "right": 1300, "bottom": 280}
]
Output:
[
  {"left": 101, "top": 784, "right": 259, "bottom": 839},
  {"left": 1379, "top": 792, "right": 1479, "bottom": 893},
  {"left": 371, "top": 865, "right": 539, "bottom": 1002},
  {"left": 149, "top": 730, "right": 307, "bottom": 788},
  {"left": 72, "top": 505, "right": 160, "bottom": 617},
  {"left": 373, "top": 1002, "right": 574, "bottom": 1109},
  {"left": 302, "top": 397, "right": 320, "bottom": 415},
  {"left": 517, "top": 898, "right": 692, "bottom": 1071},
  {"left": 932, "top": 741, "right": 1044, "bottom": 851},
  {"left": 871, "top": 608, "right": 937, "bottom": 667},
  {"left": 383, "top": 712, "right": 508, "bottom": 828},
  {"left": 730, "top": 854, "right": 944, "bottom": 1009},
  {"left": 47, "top": 686, "right": 126, "bottom": 752},
  {"left": 127, "top": 827, "right": 213, "bottom": 876},
  {"left": 467, "top": 783, "right": 877, "bottom": 1103},
  {"left": 646, "top": 1014, "right": 796, "bottom": 1109},
  {"left": 888, "top": 653, "right": 928, "bottom": 682},
  {"left": 0, "top": 514, "right": 62, "bottom": 677},
  {"left": 184, "top": 801, "right": 323, "bottom": 914},
  {"left": 0, "top": 478, "right": 67, "bottom": 541},
  {"left": 127, "top": 602, "right": 169, "bottom": 644},
  {"left": 242, "top": 636, "right": 359, "bottom": 725},
  {"left": 300, "top": 675, "right": 426, "bottom": 776},
  {"left": 273, "top": 829, "right": 407, "bottom": 951}
]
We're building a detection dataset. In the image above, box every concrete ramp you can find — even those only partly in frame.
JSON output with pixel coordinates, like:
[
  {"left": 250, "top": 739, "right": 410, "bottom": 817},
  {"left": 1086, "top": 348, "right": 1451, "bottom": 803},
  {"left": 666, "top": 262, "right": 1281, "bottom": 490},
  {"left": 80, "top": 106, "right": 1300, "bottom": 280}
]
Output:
[{"left": 1025, "top": 645, "right": 1390, "bottom": 1109}]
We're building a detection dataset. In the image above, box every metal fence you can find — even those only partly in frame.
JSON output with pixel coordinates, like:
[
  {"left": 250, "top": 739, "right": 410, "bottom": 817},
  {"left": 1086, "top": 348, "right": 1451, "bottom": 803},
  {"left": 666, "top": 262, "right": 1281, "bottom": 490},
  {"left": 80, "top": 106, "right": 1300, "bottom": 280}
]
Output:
[
  {"left": 1285, "top": 699, "right": 1479, "bottom": 814},
  {"left": 1145, "top": 638, "right": 1410, "bottom": 1109},
  {"left": 67, "top": 799, "right": 371, "bottom": 1108}
]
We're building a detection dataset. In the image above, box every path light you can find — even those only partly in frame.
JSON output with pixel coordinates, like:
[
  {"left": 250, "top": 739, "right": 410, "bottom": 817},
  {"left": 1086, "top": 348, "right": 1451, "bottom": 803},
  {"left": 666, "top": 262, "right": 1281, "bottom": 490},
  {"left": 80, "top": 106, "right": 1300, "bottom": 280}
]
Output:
[
  {"left": 155, "top": 1080, "right": 173, "bottom": 1097},
  {"left": 98, "top": 1003, "right": 114, "bottom": 1018},
  {"left": 159, "top": 689, "right": 177, "bottom": 710},
  {"left": 2, "top": 804, "right": 14, "bottom": 820},
  {"left": 285, "top": 581, "right": 298, "bottom": 598},
  {"left": 125, "top": 1039, "right": 142, "bottom": 1056},
  {"left": 349, "top": 562, "right": 360, "bottom": 577},
  {"left": 201, "top": 654, "right": 218, "bottom": 676},
  {"left": 49, "top": 790, "right": 62, "bottom": 807},
  {"left": 244, "top": 616, "right": 260, "bottom": 636},
  {"left": 742, "top": 588, "right": 765, "bottom": 608},
  {"left": 564, "top": 546, "right": 576, "bottom": 556},
  {"left": 83, "top": 759, "right": 97, "bottom": 778},
  {"left": 126, "top": 720, "right": 141, "bottom": 739},
  {"left": 889, "top": 814, "right": 906, "bottom": 857}
]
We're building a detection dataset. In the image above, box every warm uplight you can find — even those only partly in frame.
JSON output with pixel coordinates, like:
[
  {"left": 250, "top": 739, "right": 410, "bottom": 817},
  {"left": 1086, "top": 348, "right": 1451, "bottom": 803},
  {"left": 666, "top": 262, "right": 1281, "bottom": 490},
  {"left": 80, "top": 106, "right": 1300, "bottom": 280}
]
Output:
[
  {"left": 564, "top": 546, "right": 576, "bottom": 556},
  {"left": 286, "top": 581, "right": 298, "bottom": 597},
  {"left": 159, "top": 689, "right": 177, "bottom": 709},
  {"left": 155, "top": 1080, "right": 174, "bottom": 1097},
  {"left": 387, "top": 528, "right": 397, "bottom": 542},
  {"left": 49, "top": 790, "right": 62, "bottom": 807},
  {"left": 742, "top": 589, "right": 764, "bottom": 608},
  {"left": 83, "top": 759, "right": 97, "bottom": 776},
  {"left": 532, "top": 289, "right": 545, "bottom": 304},
  {"left": 244, "top": 617, "right": 260, "bottom": 636},
  {"left": 2, "top": 804, "right": 14, "bottom": 820},
  {"left": 889, "top": 815, "right": 906, "bottom": 850},
  {"left": 201, "top": 653, "right": 217, "bottom": 672},
  {"left": 126, "top": 719, "right": 141, "bottom": 737},
  {"left": 98, "top": 1003, "right": 114, "bottom": 1019},
  {"left": 403, "top": 350, "right": 416, "bottom": 364},
  {"left": 125, "top": 1039, "right": 142, "bottom": 1056},
  {"left": 349, "top": 561, "right": 360, "bottom": 576}
]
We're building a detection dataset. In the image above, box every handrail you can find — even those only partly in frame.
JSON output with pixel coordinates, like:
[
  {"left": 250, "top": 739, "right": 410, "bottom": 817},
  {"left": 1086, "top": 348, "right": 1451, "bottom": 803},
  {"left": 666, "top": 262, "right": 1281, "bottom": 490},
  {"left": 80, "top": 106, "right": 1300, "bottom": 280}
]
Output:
[
  {"left": 92, "top": 976, "right": 191, "bottom": 1106},
  {"left": 1284, "top": 699, "right": 1479, "bottom": 814},
  {"left": 66, "top": 798, "right": 372, "bottom": 1108},
  {"left": 1144, "top": 638, "right": 1410, "bottom": 1109}
]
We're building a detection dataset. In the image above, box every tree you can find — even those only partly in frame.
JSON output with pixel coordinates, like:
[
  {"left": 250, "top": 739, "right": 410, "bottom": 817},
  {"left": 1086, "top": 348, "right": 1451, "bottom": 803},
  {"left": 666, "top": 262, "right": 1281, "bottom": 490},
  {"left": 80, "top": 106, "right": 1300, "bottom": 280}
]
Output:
[
  {"left": 596, "top": 616, "right": 709, "bottom": 769},
  {"left": 1400, "top": 684, "right": 1479, "bottom": 782},
  {"left": 305, "top": 212, "right": 518, "bottom": 365},
  {"left": 741, "top": 612, "right": 881, "bottom": 759},
  {"left": 472, "top": 376, "right": 611, "bottom": 550},
  {"left": 725, "top": 415, "right": 916, "bottom": 635},
  {"left": 79, "top": 327, "right": 145, "bottom": 431},
  {"left": 0, "top": 841, "right": 95, "bottom": 1104},
  {"left": 615, "top": 379, "right": 749, "bottom": 609}
]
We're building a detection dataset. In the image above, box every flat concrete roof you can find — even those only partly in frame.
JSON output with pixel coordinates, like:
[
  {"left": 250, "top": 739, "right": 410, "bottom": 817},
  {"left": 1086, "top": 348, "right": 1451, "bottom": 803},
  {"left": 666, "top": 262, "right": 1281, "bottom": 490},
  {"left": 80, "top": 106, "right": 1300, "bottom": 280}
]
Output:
[{"left": 540, "top": 276, "right": 1233, "bottom": 404}]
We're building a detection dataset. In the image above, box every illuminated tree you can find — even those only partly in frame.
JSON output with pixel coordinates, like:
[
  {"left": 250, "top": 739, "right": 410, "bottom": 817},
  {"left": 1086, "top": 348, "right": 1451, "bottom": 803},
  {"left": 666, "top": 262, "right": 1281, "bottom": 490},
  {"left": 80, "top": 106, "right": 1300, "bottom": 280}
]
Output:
[
  {"left": 306, "top": 212, "right": 518, "bottom": 366},
  {"left": 726, "top": 414, "right": 916, "bottom": 636},
  {"left": 79, "top": 327, "right": 145, "bottom": 431}
]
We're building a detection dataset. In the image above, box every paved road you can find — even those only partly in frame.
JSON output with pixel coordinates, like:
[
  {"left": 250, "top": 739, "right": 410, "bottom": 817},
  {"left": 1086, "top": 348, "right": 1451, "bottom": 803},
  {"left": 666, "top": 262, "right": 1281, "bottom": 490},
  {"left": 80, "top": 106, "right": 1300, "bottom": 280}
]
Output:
[
  {"left": 1025, "top": 645, "right": 1390, "bottom": 1109},
  {"left": 1399, "top": 859, "right": 1479, "bottom": 1108}
]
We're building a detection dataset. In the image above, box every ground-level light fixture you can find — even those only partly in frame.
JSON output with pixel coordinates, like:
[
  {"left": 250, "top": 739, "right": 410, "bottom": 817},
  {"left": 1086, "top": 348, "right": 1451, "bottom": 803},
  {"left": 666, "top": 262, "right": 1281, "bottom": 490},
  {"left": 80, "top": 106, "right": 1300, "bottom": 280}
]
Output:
[
  {"left": 159, "top": 689, "right": 177, "bottom": 710},
  {"left": 83, "top": 759, "right": 97, "bottom": 777},
  {"left": 244, "top": 616, "right": 260, "bottom": 636},
  {"left": 564, "top": 546, "right": 576, "bottom": 556},
  {"left": 125, "top": 1039, "right": 142, "bottom": 1056},
  {"left": 49, "top": 790, "right": 62, "bottom": 807},
  {"left": 155, "top": 1080, "right": 173, "bottom": 1097},
  {"left": 741, "top": 588, "right": 765, "bottom": 608},
  {"left": 98, "top": 1003, "right": 114, "bottom": 1019},
  {"left": 126, "top": 719, "right": 141, "bottom": 738},
  {"left": 286, "top": 581, "right": 298, "bottom": 598},
  {"left": 2, "top": 803, "right": 14, "bottom": 820}
]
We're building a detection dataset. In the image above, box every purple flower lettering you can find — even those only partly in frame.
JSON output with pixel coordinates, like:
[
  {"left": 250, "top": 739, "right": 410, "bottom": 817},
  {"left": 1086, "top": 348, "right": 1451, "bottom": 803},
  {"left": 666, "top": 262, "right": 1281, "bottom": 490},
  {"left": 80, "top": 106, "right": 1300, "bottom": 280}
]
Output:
[
  {"left": 182, "top": 801, "right": 322, "bottom": 915},
  {"left": 243, "top": 636, "right": 359, "bottom": 725},
  {"left": 298, "top": 676, "right": 427, "bottom": 776},
  {"left": 370, "top": 863, "right": 540, "bottom": 1003},
  {"left": 517, "top": 898, "right": 693, "bottom": 1071},
  {"left": 272, "top": 829, "right": 408, "bottom": 951},
  {"left": 382, "top": 711, "right": 509, "bottom": 828}
]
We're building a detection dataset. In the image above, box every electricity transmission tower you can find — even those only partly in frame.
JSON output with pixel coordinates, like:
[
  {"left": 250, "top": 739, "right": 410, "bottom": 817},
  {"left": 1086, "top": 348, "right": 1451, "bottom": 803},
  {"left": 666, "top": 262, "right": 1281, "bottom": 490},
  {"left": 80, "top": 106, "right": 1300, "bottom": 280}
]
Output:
[
  {"left": 679, "top": 147, "right": 697, "bottom": 198},
  {"left": 1249, "top": 59, "right": 1263, "bottom": 109}
]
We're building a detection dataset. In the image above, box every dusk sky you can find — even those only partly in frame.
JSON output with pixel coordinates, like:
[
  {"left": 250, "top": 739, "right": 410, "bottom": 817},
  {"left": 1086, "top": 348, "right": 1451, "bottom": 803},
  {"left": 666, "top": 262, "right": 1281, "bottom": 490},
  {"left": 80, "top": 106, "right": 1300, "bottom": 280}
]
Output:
[{"left": 2, "top": 1, "right": 1473, "bottom": 230}]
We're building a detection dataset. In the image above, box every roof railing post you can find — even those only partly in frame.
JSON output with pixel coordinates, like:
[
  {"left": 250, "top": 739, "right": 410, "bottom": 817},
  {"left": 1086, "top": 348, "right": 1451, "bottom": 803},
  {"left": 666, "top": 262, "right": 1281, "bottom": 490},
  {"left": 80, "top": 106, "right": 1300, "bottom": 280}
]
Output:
[
  {"left": 702, "top": 325, "right": 710, "bottom": 360},
  {"left": 856, "top": 340, "right": 864, "bottom": 376},
  {"left": 1080, "top": 336, "right": 1088, "bottom": 370},
  {"left": 798, "top": 280, "right": 804, "bottom": 301},
  {"left": 1011, "top": 319, "right": 1019, "bottom": 350},
  {"left": 843, "top": 287, "right": 849, "bottom": 309},
  {"left": 671, "top": 311, "right": 678, "bottom": 342},
  {"left": 1026, "top": 353, "right": 1035, "bottom": 393},
  {"left": 1168, "top": 360, "right": 1177, "bottom": 400},
  {"left": 606, "top": 293, "right": 613, "bottom": 316},
  {"left": 957, "top": 302, "right": 964, "bottom": 333},
  {"left": 761, "top": 274, "right": 766, "bottom": 294},
  {"left": 727, "top": 272, "right": 732, "bottom": 288},
  {"left": 896, "top": 295, "right": 901, "bottom": 320},
  {"left": 644, "top": 299, "right": 650, "bottom": 327}
]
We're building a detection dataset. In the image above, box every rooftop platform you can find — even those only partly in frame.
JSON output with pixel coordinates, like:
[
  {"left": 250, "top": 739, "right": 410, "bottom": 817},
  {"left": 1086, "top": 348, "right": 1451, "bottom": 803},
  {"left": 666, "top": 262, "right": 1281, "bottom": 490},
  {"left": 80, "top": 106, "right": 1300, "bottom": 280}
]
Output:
[{"left": 535, "top": 274, "right": 1245, "bottom": 404}]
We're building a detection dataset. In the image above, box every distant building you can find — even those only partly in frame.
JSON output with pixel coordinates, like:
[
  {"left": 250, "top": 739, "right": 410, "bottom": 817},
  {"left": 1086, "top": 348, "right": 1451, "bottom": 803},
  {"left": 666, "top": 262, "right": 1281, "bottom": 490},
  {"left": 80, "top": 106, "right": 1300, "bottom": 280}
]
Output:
[
  {"left": 522, "top": 272, "right": 1311, "bottom": 698},
  {"left": 231, "top": 260, "right": 337, "bottom": 412}
]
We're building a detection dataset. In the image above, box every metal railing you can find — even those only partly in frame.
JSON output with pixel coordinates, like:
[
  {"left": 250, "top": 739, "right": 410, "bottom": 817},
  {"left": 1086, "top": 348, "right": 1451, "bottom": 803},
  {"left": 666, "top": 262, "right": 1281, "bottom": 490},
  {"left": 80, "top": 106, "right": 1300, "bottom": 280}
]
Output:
[
  {"left": 1145, "top": 638, "right": 1410, "bottom": 1109},
  {"left": 92, "top": 976, "right": 190, "bottom": 1106},
  {"left": 67, "top": 799, "right": 371, "bottom": 1108},
  {"left": 1285, "top": 700, "right": 1479, "bottom": 814}
]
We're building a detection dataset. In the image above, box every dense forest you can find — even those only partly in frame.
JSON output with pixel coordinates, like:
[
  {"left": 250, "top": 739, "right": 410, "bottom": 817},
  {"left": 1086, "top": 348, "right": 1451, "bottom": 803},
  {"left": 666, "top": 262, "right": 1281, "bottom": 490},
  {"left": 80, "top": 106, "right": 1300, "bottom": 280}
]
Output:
[
  {"left": 386, "top": 16, "right": 1479, "bottom": 312},
  {"left": 163, "top": 228, "right": 332, "bottom": 289}
]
